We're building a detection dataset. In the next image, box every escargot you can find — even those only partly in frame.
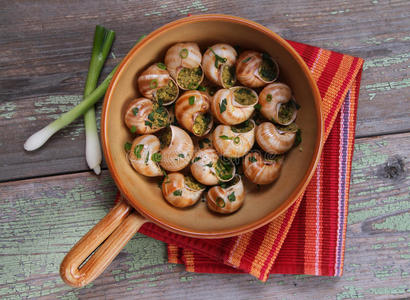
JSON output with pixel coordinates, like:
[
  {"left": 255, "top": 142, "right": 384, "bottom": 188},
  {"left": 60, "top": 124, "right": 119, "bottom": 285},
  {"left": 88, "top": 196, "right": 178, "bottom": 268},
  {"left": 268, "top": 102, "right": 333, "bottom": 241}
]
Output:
[
  {"left": 137, "top": 63, "right": 179, "bottom": 106},
  {"left": 202, "top": 43, "right": 237, "bottom": 88},
  {"left": 128, "top": 135, "right": 162, "bottom": 177},
  {"left": 236, "top": 51, "right": 279, "bottom": 88},
  {"left": 256, "top": 122, "right": 297, "bottom": 154},
  {"left": 164, "top": 42, "right": 204, "bottom": 90},
  {"left": 174, "top": 90, "right": 213, "bottom": 137},
  {"left": 211, "top": 86, "right": 258, "bottom": 125},
  {"left": 162, "top": 173, "right": 205, "bottom": 208},
  {"left": 259, "top": 83, "right": 298, "bottom": 125},
  {"left": 212, "top": 120, "right": 255, "bottom": 158},
  {"left": 159, "top": 125, "right": 194, "bottom": 172},
  {"left": 243, "top": 151, "right": 284, "bottom": 184},
  {"left": 190, "top": 148, "right": 236, "bottom": 185},
  {"left": 206, "top": 175, "right": 245, "bottom": 214},
  {"left": 124, "top": 98, "right": 169, "bottom": 134}
]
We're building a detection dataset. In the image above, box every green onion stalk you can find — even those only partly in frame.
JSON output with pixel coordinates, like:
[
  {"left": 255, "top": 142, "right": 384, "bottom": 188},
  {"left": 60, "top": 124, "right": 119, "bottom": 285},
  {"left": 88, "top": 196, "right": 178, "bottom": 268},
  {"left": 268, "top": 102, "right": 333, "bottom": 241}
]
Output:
[
  {"left": 83, "top": 25, "right": 115, "bottom": 175},
  {"left": 23, "top": 34, "right": 147, "bottom": 168},
  {"left": 23, "top": 66, "right": 117, "bottom": 152}
]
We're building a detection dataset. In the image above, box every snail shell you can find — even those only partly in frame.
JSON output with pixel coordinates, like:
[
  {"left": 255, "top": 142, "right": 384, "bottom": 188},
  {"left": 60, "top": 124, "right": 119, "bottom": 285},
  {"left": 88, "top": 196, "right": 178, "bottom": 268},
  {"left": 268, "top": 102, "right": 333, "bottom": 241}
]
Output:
[
  {"left": 159, "top": 125, "right": 194, "bottom": 172},
  {"left": 174, "top": 90, "right": 213, "bottom": 137},
  {"left": 162, "top": 173, "right": 205, "bottom": 208},
  {"left": 128, "top": 135, "right": 162, "bottom": 177},
  {"left": 137, "top": 63, "right": 179, "bottom": 106},
  {"left": 211, "top": 86, "right": 258, "bottom": 125},
  {"left": 256, "top": 122, "right": 296, "bottom": 154},
  {"left": 164, "top": 42, "right": 204, "bottom": 90},
  {"left": 206, "top": 175, "right": 245, "bottom": 214},
  {"left": 202, "top": 43, "right": 237, "bottom": 88},
  {"left": 243, "top": 152, "right": 284, "bottom": 184},
  {"left": 190, "top": 148, "right": 236, "bottom": 185},
  {"left": 212, "top": 120, "right": 255, "bottom": 158},
  {"left": 236, "top": 51, "right": 279, "bottom": 88},
  {"left": 259, "top": 83, "right": 297, "bottom": 125},
  {"left": 124, "top": 98, "right": 169, "bottom": 134}
]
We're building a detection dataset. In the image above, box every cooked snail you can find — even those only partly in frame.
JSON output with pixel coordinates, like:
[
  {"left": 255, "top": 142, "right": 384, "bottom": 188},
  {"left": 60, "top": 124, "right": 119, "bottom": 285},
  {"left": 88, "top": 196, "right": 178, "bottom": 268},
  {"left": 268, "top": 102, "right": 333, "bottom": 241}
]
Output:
[
  {"left": 174, "top": 90, "right": 213, "bottom": 136},
  {"left": 137, "top": 63, "right": 179, "bottom": 105},
  {"left": 212, "top": 120, "right": 255, "bottom": 158},
  {"left": 243, "top": 151, "right": 284, "bottom": 184},
  {"left": 256, "top": 122, "right": 296, "bottom": 154},
  {"left": 159, "top": 125, "right": 194, "bottom": 171},
  {"left": 128, "top": 135, "right": 162, "bottom": 177},
  {"left": 164, "top": 42, "right": 204, "bottom": 90},
  {"left": 162, "top": 173, "right": 205, "bottom": 208},
  {"left": 190, "top": 148, "right": 236, "bottom": 185},
  {"left": 206, "top": 175, "right": 245, "bottom": 214},
  {"left": 236, "top": 51, "right": 279, "bottom": 88},
  {"left": 259, "top": 83, "right": 298, "bottom": 125},
  {"left": 124, "top": 98, "right": 169, "bottom": 134},
  {"left": 211, "top": 86, "right": 258, "bottom": 125},
  {"left": 202, "top": 43, "right": 237, "bottom": 88}
]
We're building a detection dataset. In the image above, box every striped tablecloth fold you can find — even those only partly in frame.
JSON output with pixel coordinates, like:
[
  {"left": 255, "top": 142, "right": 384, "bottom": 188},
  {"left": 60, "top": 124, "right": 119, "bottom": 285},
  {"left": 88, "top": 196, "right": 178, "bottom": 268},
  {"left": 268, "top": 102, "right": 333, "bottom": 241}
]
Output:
[{"left": 137, "top": 40, "right": 364, "bottom": 281}]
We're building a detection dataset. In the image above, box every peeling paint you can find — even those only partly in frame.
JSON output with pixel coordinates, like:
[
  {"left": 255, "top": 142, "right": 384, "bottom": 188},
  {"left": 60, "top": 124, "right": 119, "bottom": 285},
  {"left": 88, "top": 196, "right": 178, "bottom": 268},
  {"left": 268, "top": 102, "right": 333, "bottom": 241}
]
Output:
[
  {"left": 373, "top": 213, "right": 410, "bottom": 232},
  {"left": 178, "top": 0, "right": 208, "bottom": 14},
  {"left": 0, "top": 101, "right": 16, "bottom": 119},
  {"left": 363, "top": 52, "right": 410, "bottom": 70}
]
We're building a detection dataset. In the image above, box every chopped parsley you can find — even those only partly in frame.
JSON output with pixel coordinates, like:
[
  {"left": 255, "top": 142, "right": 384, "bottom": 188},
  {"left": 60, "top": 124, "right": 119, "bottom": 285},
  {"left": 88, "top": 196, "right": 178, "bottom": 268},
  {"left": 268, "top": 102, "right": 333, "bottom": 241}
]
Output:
[
  {"left": 208, "top": 47, "right": 227, "bottom": 68},
  {"left": 266, "top": 94, "right": 272, "bottom": 102},
  {"left": 145, "top": 120, "right": 153, "bottom": 128},
  {"left": 220, "top": 98, "right": 227, "bottom": 114},
  {"left": 134, "top": 144, "right": 144, "bottom": 158},
  {"left": 242, "top": 56, "right": 252, "bottom": 63},
  {"left": 124, "top": 142, "right": 132, "bottom": 151},
  {"left": 193, "top": 157, "right": 201, "bottom": 163},
  {"left": 249, "top": 156, "right": 257, "bottom": 163},
  {"left": 197, "top": 85, "right": 206, "bottom": 91},
  {"left": 205, "top": 162, "right": 213, "bottom": 167},
  {"left": 173, "top": 189, "right": 182, "bottom": 196},
  {"left": 130, "top": 125, "right": 137, "bottom": 133},
  {"left": 145, "top": 151, "right": 149, "bottom": 165},
  {"left": 227, "top": 192, "right": 236, "bottom": 202},
  {"left": 178, "top": 153, "right": 185, "bottom": 158},
  {"left": 132, "top": 107, "right": 139, "bottom": 115},
  {"left": 219, "top": 135, "right": 231, "bottom": 140},
  {"left": 157, "top": 62, "right": 167, "bottom": 70},
  {"left": 151, "top": 152, "right": 162, "bottom": 163},
  {"left": 254, "top": 103, "right": 262, "bottom": 110},
  {"left": 150, "top": 79, "right": 158, "bottom": 89},
  {"left": 179, "top": 48, "right": 188, "bottom": 59},
  {"left": 189, "top": 96, "right": 195, "bottom": 105}
]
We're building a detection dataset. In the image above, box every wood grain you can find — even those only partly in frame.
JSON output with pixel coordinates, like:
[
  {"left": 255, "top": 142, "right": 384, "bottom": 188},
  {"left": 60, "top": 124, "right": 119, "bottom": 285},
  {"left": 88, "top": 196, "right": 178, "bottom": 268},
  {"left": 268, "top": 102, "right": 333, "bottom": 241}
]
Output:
[
  {"left": 1, "top": 0, "right": 409, "bottom": 181},
  {"left": 0, "top": 132, "right": 408, "bottom": 299}
]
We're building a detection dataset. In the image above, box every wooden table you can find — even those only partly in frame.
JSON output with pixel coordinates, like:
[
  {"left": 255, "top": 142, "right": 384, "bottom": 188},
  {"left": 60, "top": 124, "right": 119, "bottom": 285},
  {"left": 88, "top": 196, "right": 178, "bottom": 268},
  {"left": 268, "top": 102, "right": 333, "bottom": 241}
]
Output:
[{"left": 1, "top": 0, "right": 409, "bottom": 299}]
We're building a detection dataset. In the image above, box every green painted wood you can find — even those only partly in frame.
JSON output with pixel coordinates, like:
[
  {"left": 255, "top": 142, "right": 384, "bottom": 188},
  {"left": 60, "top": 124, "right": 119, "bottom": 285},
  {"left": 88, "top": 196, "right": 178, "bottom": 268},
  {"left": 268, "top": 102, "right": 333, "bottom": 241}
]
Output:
[
  {"left": 0, "top": 132, "right": 408, "bottom": 299},
  {"left": 1, "top": 0, "right": 410, "bottom": 181}
]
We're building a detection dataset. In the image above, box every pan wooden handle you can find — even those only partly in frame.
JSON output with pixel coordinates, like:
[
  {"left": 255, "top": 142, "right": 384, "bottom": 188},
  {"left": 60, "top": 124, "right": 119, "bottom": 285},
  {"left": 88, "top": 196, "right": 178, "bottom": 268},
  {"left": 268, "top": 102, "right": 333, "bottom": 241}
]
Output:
[{"left": 60, "top": 198, "right": 147, "bottom": 287}]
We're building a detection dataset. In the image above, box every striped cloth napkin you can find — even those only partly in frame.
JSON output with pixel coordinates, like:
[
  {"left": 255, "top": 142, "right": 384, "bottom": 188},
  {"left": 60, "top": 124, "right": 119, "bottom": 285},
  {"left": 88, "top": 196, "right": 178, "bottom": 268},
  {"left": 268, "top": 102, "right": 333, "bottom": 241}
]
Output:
[{"left": 137, "top": 40, "right": 364, "bottom": 281}]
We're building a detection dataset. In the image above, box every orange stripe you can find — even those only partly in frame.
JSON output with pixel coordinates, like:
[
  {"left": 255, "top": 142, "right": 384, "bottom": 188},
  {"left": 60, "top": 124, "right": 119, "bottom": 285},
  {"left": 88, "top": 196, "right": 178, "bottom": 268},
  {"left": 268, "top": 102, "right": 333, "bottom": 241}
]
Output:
[
  {"left": 167, "top": 244, "right": 179, "bottom": 264},
  {"left": 227, "top": 231, "right": 254, "bottom": 268},
  {"left": 311, "top": 49, "right": 332, "bottom": 84},
  {"left": 259, "top": 194, "right": 305, "bottom": 281},
  {"left": 321, "top": 55, "right": 355, "bottom": 139},
  {"left": 183, "top": 249, "right": 196, "bottom": 272},
  {"left": 249, "top": 213, "right": 287, "bottom": 278}
]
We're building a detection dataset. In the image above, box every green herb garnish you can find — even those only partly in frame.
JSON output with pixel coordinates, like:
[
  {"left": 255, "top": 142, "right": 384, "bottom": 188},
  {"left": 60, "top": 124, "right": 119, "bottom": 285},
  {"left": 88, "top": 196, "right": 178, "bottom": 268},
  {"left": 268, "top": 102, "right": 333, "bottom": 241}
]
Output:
[
  {"left": 150, "top": 79, "right": 158, "bottom": 89},
  {"left": 130, "top": 125, "right": 137, "bottom": 133},
  {"left": 145, "top": 151, "right": 149, "bottom": 165},
  {"left": 208, "top": 47, "right": 227, "bottom": 68},
  {"left": 147, "top": 112, "right": 154, "bottom": 122},
  {"left": 294, "top": 129, "right": 302, "bottom": 147},
  {"left": 179, "top": 48, "right": 188, "bottom": 59},
  {"left": 134, "top": 144, "right": 144, "bottom": 158},
  {"left": 205, "top": 162, "right": 213, "bottom": 167},
  {"left": 124, "top": 142, "right": 132, "bottom": 151},
  {"left": 216, "top": 197, "right": 225, "bottom": 208},
  {"left": 193, "top": 157, "right": 201, "bottom": 163},
  {"left": 254, "top": 103, "right": 262, "bottom": 110},
  {"left": 132, "top": 107, "right": 139, "bottom": 115},
  {"left": 151, "top": 152, "right": 162, "bottom": 163},
  {"left": 173, "top": 190, "right": 182, "bottom": 196},
  {"left": 249, "top": 156, "right": 257, "bottom": 163},
  {"left": 178, "top": 153, "right": 185, "bottom": 158},
  {"left": 219, "top": 135, "right": 231, "bottom": 140},
  {"left": 197, "top": 85, "right": 206, "bottom": 92},
  {"left": 242, "top": 56, "right": 252, "bottom": 63},
  {"left": 266, "top": 94, "right": 272, "bottom": 102},
  {"left": 228, "top": 192, "right": 236, "bottom": 202},
  {"left": 189, "top": 96, "right": 195, "bottom": 105},
  {"left": 157, "top": 62, "right": 167, "bottom": 70},
  {"left": 145, "top": 120, "right": 152, "bottom": 128},
  {"left": 220, "top": 98, "right": 227, "bottom": 114},
  {"left": 233, "top": 136, "right": 240, "bottom": 144}
]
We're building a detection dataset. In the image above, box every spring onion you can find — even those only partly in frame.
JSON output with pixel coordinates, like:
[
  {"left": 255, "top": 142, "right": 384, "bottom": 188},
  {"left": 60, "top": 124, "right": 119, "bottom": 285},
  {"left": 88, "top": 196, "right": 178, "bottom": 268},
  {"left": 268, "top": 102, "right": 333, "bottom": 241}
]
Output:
[
  {"left": 83, "top": 25, "right": 115, "bottom": 175},
  {"left": 23, "top": 66, "right": 118, "bottom": 152}
]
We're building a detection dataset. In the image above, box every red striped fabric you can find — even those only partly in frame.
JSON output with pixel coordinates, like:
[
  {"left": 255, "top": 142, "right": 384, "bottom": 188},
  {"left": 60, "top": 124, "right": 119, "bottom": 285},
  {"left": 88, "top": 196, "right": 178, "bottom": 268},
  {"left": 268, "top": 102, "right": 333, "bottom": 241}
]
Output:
[{"left": 137, "top": 41, "right": 364, "bottom": 281}]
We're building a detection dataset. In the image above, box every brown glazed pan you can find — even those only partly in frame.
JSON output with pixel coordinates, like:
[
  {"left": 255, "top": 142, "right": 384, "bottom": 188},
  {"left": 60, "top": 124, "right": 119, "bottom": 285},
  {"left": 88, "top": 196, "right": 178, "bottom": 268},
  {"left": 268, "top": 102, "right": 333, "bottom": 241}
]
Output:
[{"left": 60, "top": 14, "right": 323, "bottom": 287}]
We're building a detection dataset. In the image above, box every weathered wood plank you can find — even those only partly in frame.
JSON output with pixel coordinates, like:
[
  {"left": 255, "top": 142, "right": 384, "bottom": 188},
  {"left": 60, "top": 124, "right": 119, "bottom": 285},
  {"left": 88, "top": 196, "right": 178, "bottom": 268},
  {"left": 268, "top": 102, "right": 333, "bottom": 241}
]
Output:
[
  {"left": 0, "top": 0, "right": 409, "bottom": 181},
  {"left": 0, "top": 132, "right": 408, "bottom": 299}
]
